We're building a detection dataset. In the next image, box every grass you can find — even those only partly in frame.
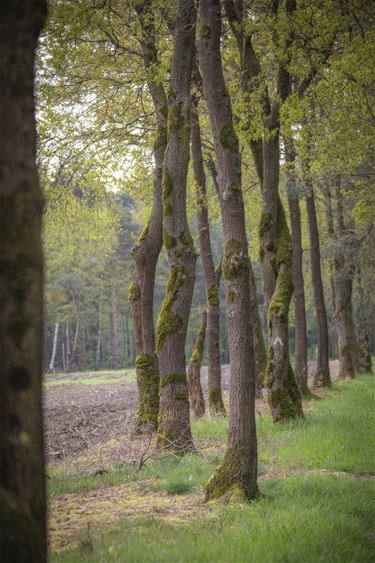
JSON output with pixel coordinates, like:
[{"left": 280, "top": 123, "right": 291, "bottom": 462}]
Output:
[
  {"left": 52, "top": 475, "right": 375, "bottom": 563},
  {"left": 44, "top": 368, "right": 137, "bottom": 388},
  {"left": 49, "top": 374, "right": 375, "bottom": 562}
]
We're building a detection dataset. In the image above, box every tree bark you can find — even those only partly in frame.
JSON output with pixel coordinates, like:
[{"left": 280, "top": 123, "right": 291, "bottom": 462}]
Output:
[
  {"left": 129, "top": 1, "right": 168, "bottom": 430},
  {"left": 305, "top": 184, "right": 332, "bottom": 387},
  {"left": 225, "top": 0, "right": 303, "bottom": 422},
  {"left": 248, "top": 263, "right": 267, "bottom": 397},
  {"left": 324, "top": 180, "right": 355, "bottom": 379},
  {"left": 0, "top": 1, "right": 47, "bottom": 560},
  {"left": 191, "top": 90, "right": 225, "bottom": 415},
  {"left": 198, "top": 0, "right": 258, "bottom": 501},
  {"left": 155, "top": 0, "right": 197, "bottom": 453},
  {"left": 354, "top": 267, "right": 372, "bottom": 373},
  {"left": 284, "top": 140, "right": 309, "bottom": 394},
  {"left": 187, "top": 307, "right": 207, "bottom": 418},
  {"left": 111, "top": 285, "right": 120, "bottom": 369},
  {"left": 95, "top": 296, "right": 102, "bottom": 371}
]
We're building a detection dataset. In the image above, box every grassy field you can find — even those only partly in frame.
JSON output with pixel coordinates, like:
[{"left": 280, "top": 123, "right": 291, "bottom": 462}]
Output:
[{"left": 49, "top": 375, "right": 375, "bottom": 562}]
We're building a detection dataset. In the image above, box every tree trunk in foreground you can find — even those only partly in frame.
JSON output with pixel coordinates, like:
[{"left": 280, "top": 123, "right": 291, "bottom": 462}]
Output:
[
  {"left": 0, "top": 2, "right": 47, "bottom": 561},
  {"left": 187, "top": 307, "right": 207, "bottom": 418},
  {"left": 198, "top": 0, "right": 258, "bottom": 501},
  {"left": 305, "top": 184, "right": 331, "bottom": 387},
  {"left": 191, "top": 91, "right": 225, "bottom": 415},
  {"left": 155, "top": 0, "right": 196, "bottom": 452},
  {"left": 129, "top": 1, "right": 168, "bottom": 430},
  {"left": 284, "top": 140, "right": 309, "bottom": 394}
]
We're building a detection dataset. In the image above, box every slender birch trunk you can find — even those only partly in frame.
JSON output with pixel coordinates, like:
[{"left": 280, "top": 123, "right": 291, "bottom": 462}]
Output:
[{"left": 48, "top": 323, "right": 59, "bottom": 372}]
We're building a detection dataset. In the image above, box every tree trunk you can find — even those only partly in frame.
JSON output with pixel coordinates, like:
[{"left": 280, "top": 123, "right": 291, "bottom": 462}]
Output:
[
  {"left": 111, "top": 285, "right": 120, "bottom": 369},
  {"left": 48, "top": 323, "right": 59, "bottom": 372},
  {"left": 0, "top": 2, "right": 47, "bottom": 560},
  {"left": 65, "top": 321, "right": 71, "bottom": 372},
  {"left": 305, "top": 184, "right": 332, "bottom": 387},
  {"left": 129, "top": 1, "right": 168, "bottom": 430},
  {"left": 325, "top": 180, "right": 355, "bottom": 379},
  {"left": 284, "top": 140, "right": 309, "bottom": 394},
  {"left": 198, "top": 0, "right": 258, "bottom": 501},
  {"left": 354, "top": 267, "right": 372, "bottom": 373},
  {"left": 248, "top": 262, "right": 267, "bottom": 397},
  {"left": 155, "top": 0, "right": 196, "bottom": 453},
  {"left": 191, "top": 90, "right": 225, "bottom": 415},
  {"left": 95, "top": 296, "right": 102, "bottom": 371},
  {"left": 187, "top": 307, "right": 207, "bottom": 418},
  {"left": 207, "top": 153, "right": 266, "bottom": 395}
]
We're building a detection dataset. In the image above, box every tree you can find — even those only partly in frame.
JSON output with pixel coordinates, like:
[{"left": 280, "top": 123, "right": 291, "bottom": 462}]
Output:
[
  {"left": 129, "top": 0, "right": 167, "bottom": 430},
  {"left": 284, "top": 137, "right": 309, "bottom": 394},
  {"left": 198, "top": 0, "right": 258, "bottom": 501},
  {"left": 190, "top": 85, "right": 225, "bottom": 415},
  {"left": 224, "top": 0, "right": 304, "bottom": 422},
  {"left": 155, "top": 0, "right": 197, "bottom": 452},
  {"left": 0, "top": 1, "right": 47, "bottom": 560}
]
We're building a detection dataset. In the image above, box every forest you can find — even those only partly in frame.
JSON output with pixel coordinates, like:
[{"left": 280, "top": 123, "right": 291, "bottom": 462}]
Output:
[{"left": 1, "top": 0, "right": 374, "bottom": 562}]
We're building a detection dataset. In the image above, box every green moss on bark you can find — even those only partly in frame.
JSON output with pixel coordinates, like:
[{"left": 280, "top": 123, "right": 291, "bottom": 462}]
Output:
[
  {"left": 223, "top": 239, "right": 248, "bottom": 281},
  {"left": 154, "top": 125, "right": 167, "bottom": 151},
  {"left": 220, "top": 124, "right": 239, "bottom": 152},
  {"left": 163, "top": 228, "right": 177, "bottom": 250},
  {"left": 207, "top": 284, "right": 220, "bottom": 306},
  {"left": 139, "top": 222, "right": 149, "bottom": 242},
  {"left": 136, "top": 354, "right": 159, "bottom": 427},
  {"left": 168, "top": 106, "right": 185, "bottom": 131},
  {"left": 164, "top": 203, "right": 172, "bottom": 217},
  {"left": 156, "top": 266, "right": 187, "bottom": 352},
  {"left": 259, "top": 212, "right": 273, "bottom": 236},
  {"left": 179, "top": 229, "right": 195, "bottom": 252},
  {"left": 160, "top": 373, "right": 187, "bottom": 388},
  {"left": 205, "top": 446, "right": 258, "bottom": 502},
  {"left": 198, "top": 24, "right": 211, "bottom": 38},
  {"left": 208, "top": 387, "right": 226, "bottom": 415},
  {"left": 228, "top": 182, "right": 241, "bottom": 193},
  {"left": 227, "top": 289, "right": 235, "bottom": 304},
  {"left": 128, "top": 282, "right": 141, "bottom": 302}
]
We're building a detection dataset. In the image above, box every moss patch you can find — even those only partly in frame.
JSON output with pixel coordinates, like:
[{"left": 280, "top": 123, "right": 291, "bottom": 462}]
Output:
[
  {"left": 136, "top": 354, "right": 159, "bottom": 427},
  {"left": 222, "top": 239, "right": 248, "bottom": 281},
  {"left": 207, "top": 284, "right": 220, "bottom": 306},
  {"left": 155, "top": 267, "right": 187, "bottom": 352},
  {"left": 208, "top": 388, "right": 226, "bottom": 415},
  {"left": 128, "top": 282, "right": 141, "bottom": 302},
  {"left": 160, "top": 374, "right": 187, "bottom": 388},
  {"left": 219, "top": 124, "right": 239, "bottom": 152}
]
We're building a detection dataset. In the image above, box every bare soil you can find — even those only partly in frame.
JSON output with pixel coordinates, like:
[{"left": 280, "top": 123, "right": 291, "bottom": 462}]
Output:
[{"left": 44, "top": 362, "right": 339, "bottom": 465}]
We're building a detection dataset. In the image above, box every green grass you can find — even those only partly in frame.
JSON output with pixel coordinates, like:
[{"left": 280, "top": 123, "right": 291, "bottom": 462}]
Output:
[
  {"left": 52, "top": 476, "right": 375, "bottom": 562},
  {"left": 44, "top": 368, "right": 136, "bottom": 388},
  {"left": 49, "top": 375, "right": 375, "bottom": 562}
]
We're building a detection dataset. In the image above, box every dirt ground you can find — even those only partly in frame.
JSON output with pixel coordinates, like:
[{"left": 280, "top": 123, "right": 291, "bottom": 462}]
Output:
[{"left": 44, "top": 362, "right": 338, "bottom": 465}]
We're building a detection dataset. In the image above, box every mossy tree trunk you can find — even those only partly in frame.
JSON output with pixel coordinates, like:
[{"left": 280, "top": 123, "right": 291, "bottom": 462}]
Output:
[
  {"left": 225, "top": 0, "right": 303, "bottom": 422},
  {"left": 191, "top": 90, "right": 225, "bottom": 415},
  {"left": 187, "top": 307, "right": 207, "bottom": 418},
  {"left": 248, "top": 263, "right": 267, "bottom": 397},
  {"left": 0, "top": 1, "right": 47, "bottom": 560},
  {"left": 155, "top": 0, "right": 196, "bottom": 453},
  {"left": 354, "top": 267, "right": 373, "bottom": 373},
  {"left": 333, "top": 178, "right": 369, "bottom": 375},
  {"left": 284, "top": 138, "right": 309, "bottom": 394},
  {"left": 198, "top": 0, "right": 258, "bottom": 502},
  {"left": 305, "top": 182, "right": 332, "bottom": 387},
  {"left": 207, "top": 137, "right": 266, "bottom": 397},
  {"left": 129, "top": 2, "right": 168, "bottom": 430},
  {"left": 324, "top": 180, "right": 355, "bottom": 379}
]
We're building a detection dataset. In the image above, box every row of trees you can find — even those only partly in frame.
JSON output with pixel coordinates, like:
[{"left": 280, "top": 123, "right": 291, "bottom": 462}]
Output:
[
  {"left": 37, "top": 0, "right": 375, "bottom": 499},
  {"left": 1, "top": 0, "right": 374, "bottom": 559}
]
